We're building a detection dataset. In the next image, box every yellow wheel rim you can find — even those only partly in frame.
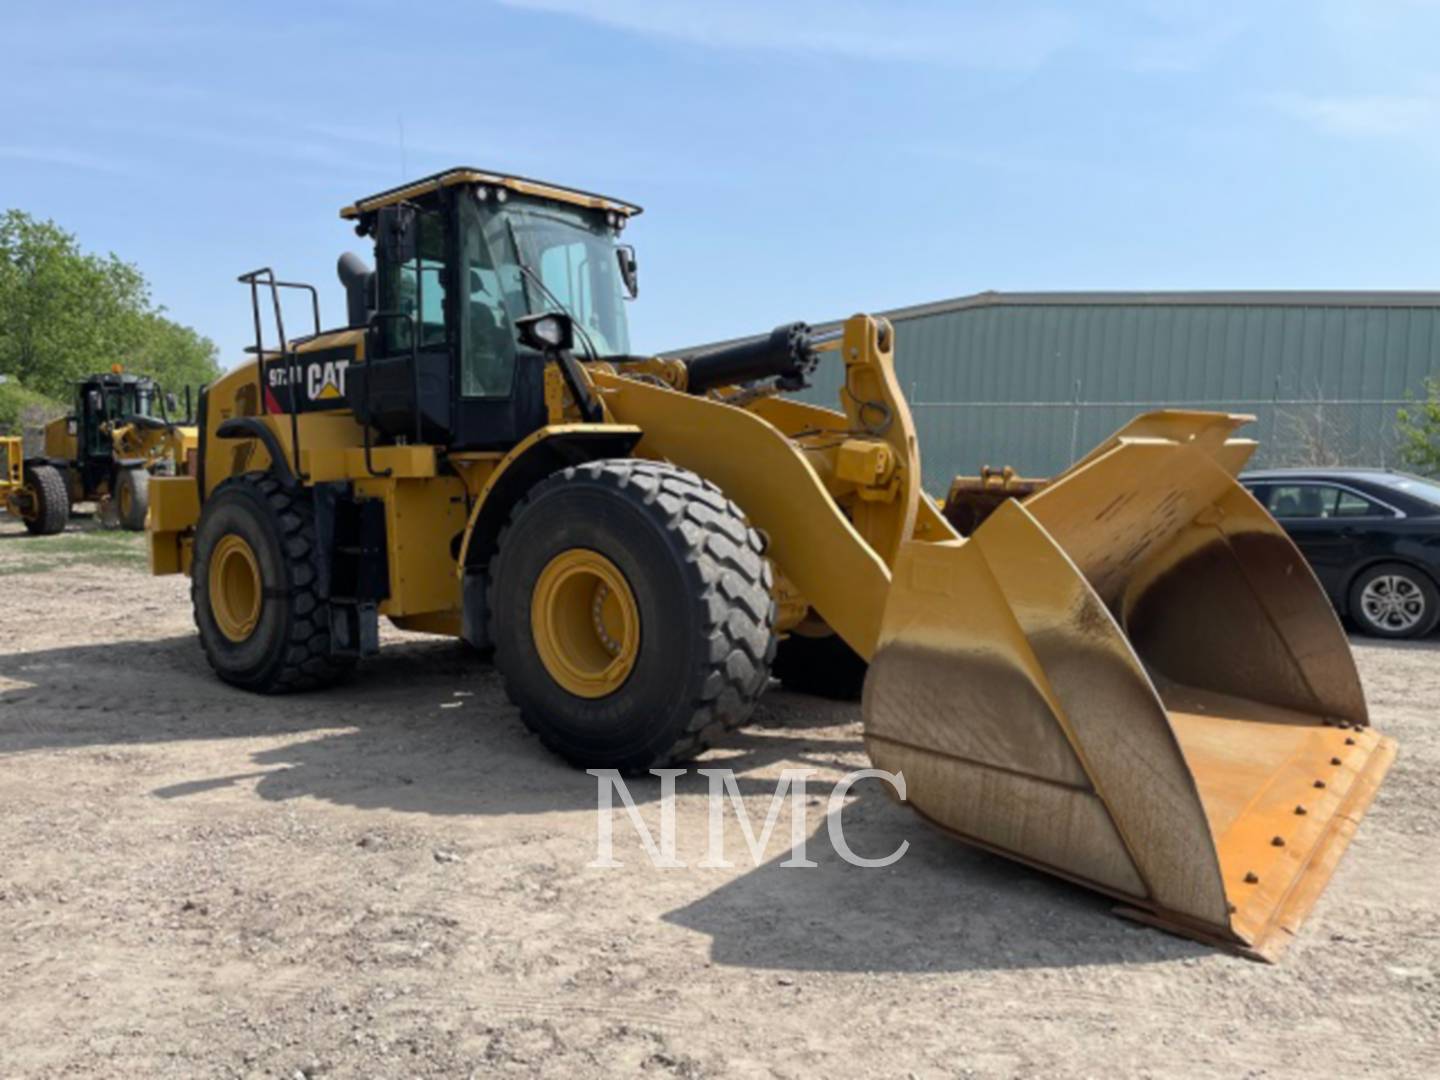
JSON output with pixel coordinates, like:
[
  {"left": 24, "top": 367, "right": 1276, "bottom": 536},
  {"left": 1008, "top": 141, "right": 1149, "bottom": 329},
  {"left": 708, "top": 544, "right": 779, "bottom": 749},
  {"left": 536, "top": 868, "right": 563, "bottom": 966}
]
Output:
[
  {"left": 531, "top": 549, "right": 640, "bottom": 698},
  {"left": 17, "top": 484, "right": 39, "bottom": 521},
  {"left": 209, "top": 534, "right": 263, "bottom": 643},
  {"left": 118, "top": 481, "right": 132, "bottom": 519}
]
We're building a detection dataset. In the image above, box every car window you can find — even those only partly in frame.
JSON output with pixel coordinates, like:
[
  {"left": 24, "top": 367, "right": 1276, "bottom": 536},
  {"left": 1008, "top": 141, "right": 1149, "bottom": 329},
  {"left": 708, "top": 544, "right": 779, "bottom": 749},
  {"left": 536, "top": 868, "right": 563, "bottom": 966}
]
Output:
[
  {"left": 1267, "top": 485, "right": 1338, "bottom": 519},
  {"left": 1266, "top": 483, "right": 1394, "bottom": 519},
  {"left": 1371, "top": 473, "right": 1440, "bottom": 510},
  {"left": 1334, "top": 490, "right": 1392, "bottom": 518}
]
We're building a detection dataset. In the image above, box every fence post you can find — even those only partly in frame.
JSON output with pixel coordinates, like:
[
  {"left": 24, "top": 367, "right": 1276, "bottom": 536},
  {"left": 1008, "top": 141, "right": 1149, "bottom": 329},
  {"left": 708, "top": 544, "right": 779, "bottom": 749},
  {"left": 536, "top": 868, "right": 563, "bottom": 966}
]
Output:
[
  {"left": 1069, "top": 379, "right": 1082, "bottom": 464},
  {"left": 1269, "top": 375, "right": 1280, "bottom": 466}
]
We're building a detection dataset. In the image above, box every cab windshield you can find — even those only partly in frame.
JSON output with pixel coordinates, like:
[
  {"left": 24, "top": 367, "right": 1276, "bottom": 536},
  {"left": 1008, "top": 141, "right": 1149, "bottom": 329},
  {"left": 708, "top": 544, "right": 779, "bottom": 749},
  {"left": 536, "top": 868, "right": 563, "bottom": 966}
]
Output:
[
  {"left": 124, "top": 385, "right": 158, "bottom": 418},
  {"left": 502, "top": 195, "right": 630, "bottom": 358},
  {"left": 91, "top": 384, "right": 157, "bottom": 420},
  {"left": 456, "top": 190, "right": 631, "bottom": 398}
]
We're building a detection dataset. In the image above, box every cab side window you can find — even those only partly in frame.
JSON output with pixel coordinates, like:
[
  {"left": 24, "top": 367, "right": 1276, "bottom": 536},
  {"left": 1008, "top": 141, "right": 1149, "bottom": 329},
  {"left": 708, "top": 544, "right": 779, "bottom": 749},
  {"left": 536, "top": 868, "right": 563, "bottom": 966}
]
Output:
[
  {"left": 460, "top": 233, "right": 518, "bottom": 397},
  {"left": 459, "top": 213, "right": 518, "bottom": 398},
  {"left": 379, "top": 212, "right": 447, "bottom": 353}
]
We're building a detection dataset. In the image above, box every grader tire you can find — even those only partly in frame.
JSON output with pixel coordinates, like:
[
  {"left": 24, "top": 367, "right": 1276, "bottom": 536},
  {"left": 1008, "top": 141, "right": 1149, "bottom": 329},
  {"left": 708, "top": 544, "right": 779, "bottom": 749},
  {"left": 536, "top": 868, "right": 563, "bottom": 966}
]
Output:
[
  {"left": 772, "top": 630, "right": 868, "bottom": 701},
  {"left": 490, "top": 459, "right": 776, "bottom": 772},
  {"left": 20, "top": 463, "right": 70, "bottom": 536},
  {"left": 192, "top": 472, "right": 354, "bottom": 693},
  {"left": 116, "top": 468, "right": 150, "bottom": 531}
]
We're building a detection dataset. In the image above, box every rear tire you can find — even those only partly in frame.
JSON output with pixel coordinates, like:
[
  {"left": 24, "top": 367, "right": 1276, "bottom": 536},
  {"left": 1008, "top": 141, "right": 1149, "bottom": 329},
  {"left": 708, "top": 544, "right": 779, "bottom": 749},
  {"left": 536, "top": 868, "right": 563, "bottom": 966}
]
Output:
[
  {"left": 490, "top": 459, "right": 776, "bottom": 771},
  {"left": 20, "top": 463, "right": 70, "bottom": 535},
  {"left": 1348, "top": 562, "right": 1440, "bottom": 639},
  {"left": 192, "top": 472, "right": 354, "bottom": 692},
  {"left": 116, "top": 467, "right": 150, "bottom": 531},
  {"left": 772, "top": 630, "right": 868, "bottom": 701}
]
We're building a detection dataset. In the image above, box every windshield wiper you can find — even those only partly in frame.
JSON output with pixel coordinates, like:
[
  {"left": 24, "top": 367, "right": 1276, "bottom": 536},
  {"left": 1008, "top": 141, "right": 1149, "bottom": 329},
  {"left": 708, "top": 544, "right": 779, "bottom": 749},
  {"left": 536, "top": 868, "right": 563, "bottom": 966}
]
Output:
[{"left": 504, "top": 219, "right": 601, "bottom": 363}]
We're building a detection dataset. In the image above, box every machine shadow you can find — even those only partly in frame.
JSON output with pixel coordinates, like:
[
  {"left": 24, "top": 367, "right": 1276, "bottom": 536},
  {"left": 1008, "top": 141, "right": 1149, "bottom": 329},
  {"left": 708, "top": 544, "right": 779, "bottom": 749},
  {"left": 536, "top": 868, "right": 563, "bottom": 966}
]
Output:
[
  {"left": 0, "top": 509, "right": 99, "bottom": 540},
  {"left": 2, "top": 633, "right": 1205, "bottom": 969},
  {"left": 663, "top": 793, "right": 1213, "bottom": 973},
  {"left": 0, "top": 633, "right": 864, "bottom": 818}
]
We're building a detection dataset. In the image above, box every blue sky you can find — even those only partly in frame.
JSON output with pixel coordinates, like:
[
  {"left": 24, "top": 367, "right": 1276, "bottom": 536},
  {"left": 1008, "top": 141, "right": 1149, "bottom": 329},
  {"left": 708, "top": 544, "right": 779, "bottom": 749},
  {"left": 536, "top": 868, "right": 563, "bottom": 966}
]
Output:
[{"left": 5, "top": 1, "right": 1440, "bottom": 366}]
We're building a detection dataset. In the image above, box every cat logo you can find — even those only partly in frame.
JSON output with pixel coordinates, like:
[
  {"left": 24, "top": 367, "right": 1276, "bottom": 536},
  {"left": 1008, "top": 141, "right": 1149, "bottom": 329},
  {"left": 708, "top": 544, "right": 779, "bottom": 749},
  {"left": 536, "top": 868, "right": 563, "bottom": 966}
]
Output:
[
  {"left": 264, "top": 349, "right": 355, "bottom": 413},
  {"left": 307, "top": 359, "right": 350, "bottom": 402}
]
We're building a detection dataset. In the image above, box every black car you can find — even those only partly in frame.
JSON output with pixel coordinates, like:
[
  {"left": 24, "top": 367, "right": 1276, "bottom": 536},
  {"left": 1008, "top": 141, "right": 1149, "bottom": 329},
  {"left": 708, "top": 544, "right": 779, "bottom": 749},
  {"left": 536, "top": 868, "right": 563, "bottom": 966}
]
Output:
[{"left": 1240, "top": 468, "right": 1440, "bottom": 639}]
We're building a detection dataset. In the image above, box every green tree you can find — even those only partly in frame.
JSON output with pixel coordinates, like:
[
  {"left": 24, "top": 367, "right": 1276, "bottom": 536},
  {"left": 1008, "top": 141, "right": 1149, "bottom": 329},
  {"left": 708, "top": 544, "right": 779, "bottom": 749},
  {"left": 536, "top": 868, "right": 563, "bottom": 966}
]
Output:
[
  {"left": 1397, "top": 377, "right": 1440, "bottom": 477},
  {"left": 0, "top": 209, "right": 220, "bottom": 404},
  {"left": 129, "top": 312, "right": 222, "bottom": 402}
]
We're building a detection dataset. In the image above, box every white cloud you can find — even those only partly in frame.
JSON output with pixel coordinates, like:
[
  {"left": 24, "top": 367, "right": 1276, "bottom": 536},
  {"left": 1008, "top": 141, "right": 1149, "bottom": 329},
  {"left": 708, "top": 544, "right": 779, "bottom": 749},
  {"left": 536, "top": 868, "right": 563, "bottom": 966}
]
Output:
[
  {"left": 497, "top": 0, "right": 1077, "bottom": 71},
  {"left": 1268, "top": 90, "right": 1440, "bottom": 138},
  {"left": 0, "top": 145, "right": 135, "bottom": 174}
]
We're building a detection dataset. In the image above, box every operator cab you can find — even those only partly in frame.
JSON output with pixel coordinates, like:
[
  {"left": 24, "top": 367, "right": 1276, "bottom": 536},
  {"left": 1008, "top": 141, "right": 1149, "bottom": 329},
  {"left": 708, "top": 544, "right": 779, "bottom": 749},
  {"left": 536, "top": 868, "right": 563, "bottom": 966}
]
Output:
[
  {"left": 67, "top": 371, "right": 163, "bottom": 490},
  {"left": 80, "top": 372, "right": 159, "bottom": 424},
  {"left": 339, "top": 168, "right": 642, "bottom": 451}
]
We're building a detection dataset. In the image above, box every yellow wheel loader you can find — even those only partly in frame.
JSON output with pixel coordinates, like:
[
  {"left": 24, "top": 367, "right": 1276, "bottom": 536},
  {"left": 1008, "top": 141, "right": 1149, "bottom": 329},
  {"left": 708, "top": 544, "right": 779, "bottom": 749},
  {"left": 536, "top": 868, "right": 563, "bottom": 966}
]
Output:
[
  {"left": 147, "top": 168, "right": 1394, "bottom": 959},
  {"left": 3, "top": 370, "right": 199, "bottom": 534}
]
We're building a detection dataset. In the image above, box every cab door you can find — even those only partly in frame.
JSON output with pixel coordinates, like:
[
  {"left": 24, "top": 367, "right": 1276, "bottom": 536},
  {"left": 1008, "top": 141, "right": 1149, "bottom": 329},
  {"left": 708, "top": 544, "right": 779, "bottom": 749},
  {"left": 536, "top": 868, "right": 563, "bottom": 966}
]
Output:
[
  {"left": 361, "top": 206, "right": 455, "bottom": 443},
  {"left": 448, "top": 190, "right": 546, "bottom": 450}
]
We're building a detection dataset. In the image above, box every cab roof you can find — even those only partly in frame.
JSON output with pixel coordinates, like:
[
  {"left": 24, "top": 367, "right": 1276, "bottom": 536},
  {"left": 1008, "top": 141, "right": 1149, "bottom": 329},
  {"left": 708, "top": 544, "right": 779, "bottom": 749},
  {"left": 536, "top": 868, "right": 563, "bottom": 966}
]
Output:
[
  {"left": 339, "top": 167, "right": 642, "bottom": 221},
  {"left": 82, "top": 372, "right": 153, "bottom": 387}
]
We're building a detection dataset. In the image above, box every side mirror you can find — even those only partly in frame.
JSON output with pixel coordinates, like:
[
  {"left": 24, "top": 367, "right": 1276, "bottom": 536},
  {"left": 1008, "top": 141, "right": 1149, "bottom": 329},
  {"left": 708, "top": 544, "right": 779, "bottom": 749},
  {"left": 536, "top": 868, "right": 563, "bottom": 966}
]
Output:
[
  {"left": 166, "top": 393, "right": 179, "bottom": 412},
  {"left": 616, "top": 244, "right": 638, "bottom": 299},
  {"left": 376, "top": 204, "right": 419, "bottom": 266},
  {"left": 515, "top": 312, "right": 575, "bottom": 353}
]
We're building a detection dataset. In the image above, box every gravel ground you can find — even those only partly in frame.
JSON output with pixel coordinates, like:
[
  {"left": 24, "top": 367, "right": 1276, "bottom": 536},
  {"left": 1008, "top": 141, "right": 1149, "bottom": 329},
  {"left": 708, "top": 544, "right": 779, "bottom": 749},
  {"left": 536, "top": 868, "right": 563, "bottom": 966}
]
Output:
[{"left": 1, "top": 517, "right": 1437, "bottom": 1078}]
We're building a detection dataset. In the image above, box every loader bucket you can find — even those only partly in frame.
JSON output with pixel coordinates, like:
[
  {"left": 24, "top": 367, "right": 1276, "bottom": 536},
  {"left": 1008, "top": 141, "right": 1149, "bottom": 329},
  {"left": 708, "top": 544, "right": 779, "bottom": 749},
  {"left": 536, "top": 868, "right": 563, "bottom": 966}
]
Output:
[{"left": 863, "top": 412, "right": 1396, "bottom": 959}]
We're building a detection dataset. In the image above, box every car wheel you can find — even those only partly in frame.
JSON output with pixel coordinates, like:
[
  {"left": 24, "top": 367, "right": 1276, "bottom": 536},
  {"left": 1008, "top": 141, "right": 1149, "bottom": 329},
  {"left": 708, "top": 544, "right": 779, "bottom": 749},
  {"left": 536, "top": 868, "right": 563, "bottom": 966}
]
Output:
[{"left": 1348, "top": 562, "right": 1440, "bottom": 639}]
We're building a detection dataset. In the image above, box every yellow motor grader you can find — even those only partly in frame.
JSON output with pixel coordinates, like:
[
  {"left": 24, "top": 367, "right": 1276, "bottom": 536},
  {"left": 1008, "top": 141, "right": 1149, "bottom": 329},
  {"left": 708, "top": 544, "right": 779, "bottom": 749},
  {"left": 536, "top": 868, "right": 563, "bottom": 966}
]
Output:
[
  {"left": 3, "top": 370, "right": 198, "bottom": 534},
  {"left": 147, "top": 168, "right": 1393, "bottom": 959}
]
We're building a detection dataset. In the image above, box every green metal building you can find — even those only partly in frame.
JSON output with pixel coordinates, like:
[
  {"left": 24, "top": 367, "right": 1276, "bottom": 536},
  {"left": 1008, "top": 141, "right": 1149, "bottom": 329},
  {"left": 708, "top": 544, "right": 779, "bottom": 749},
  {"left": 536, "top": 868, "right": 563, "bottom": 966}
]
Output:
[{"left": 682, "top": 291, "right": 1440, "bottom": 492}]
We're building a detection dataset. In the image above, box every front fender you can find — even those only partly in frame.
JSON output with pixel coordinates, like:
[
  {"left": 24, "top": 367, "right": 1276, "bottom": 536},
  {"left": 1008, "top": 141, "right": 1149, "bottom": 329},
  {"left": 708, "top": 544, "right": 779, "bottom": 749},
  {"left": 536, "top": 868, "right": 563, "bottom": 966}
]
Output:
[{"left": 455, "top": 423, "right": 643, "bottom": 573}]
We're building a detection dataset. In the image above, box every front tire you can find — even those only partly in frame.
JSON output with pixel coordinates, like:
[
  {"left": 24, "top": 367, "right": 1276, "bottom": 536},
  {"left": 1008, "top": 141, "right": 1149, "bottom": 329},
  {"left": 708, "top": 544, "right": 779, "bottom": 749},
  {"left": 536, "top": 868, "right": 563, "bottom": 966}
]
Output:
[
  {"left": 19, "top": 463, "right": 70, "bottom": 535},
  {"left": 192, "top": 472, "right": 354, "bottom": 692},
  {"left": 489, "top": 459, "right": 776, "bottom": 771},
  {"left": 116, "top": 467, "right": 150, "bottom": 531},
  {"left": 1348, "top": 562, "right": 1440, "bottom": 639}
]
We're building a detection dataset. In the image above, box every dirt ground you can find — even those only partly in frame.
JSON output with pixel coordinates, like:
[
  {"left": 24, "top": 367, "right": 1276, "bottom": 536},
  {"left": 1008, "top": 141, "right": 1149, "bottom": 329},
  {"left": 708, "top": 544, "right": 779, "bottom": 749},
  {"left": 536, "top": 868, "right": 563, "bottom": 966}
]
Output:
[{"left": 1, "top": 516, "right": 1437, "bottom": 1079}]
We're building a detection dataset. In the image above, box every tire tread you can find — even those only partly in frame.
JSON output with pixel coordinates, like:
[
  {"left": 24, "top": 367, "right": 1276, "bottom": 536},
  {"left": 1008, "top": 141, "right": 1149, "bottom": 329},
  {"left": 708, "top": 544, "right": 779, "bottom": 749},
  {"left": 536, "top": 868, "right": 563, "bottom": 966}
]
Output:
[
  {"left": 490, "top": 458, "right": 776, "bottom": 768},
  {"left": 21, "top": 463, "right": 70, "bottom": 535},
  {"left": 194, "top": 472, "right": 352, "bottom": 692}
]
